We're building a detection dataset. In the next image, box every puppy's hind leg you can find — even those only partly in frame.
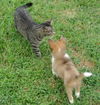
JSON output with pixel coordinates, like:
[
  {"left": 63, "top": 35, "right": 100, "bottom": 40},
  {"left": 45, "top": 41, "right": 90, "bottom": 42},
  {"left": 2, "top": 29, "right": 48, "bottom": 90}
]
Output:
[
  {"left": 75, "top": 83, "right": 81, "bottom": 98},
  {"left": 64, "top": 81, "right": 74, "bottom": 104}
]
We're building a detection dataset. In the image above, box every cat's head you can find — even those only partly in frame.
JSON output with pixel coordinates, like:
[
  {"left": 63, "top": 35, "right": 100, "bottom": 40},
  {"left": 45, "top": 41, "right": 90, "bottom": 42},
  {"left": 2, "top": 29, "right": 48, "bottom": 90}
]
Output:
[{"left": 40, "top": 20, "right": 55, "bottom": 36}]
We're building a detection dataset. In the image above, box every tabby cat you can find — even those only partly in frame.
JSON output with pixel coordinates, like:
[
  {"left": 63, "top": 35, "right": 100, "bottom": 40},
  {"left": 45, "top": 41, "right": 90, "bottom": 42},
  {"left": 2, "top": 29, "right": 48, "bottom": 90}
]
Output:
[{"left": 14, "top": 2, "right": 55, "bottom": 57}]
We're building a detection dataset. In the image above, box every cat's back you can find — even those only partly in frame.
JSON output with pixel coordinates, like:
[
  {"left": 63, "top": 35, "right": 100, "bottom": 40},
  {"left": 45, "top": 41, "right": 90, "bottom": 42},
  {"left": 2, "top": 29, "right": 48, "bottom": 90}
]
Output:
[
  {"left": 14, "top": 3, "right": 37, "bottom": 28},
  {"left": 14, "top": 6, "right": 33, "bottom": 28},
  {"left": 14, "top": 3, "right": 37, "bottom": 37},
  {"left": 14, "top": 3, "right": 33, "bottom": 20}
]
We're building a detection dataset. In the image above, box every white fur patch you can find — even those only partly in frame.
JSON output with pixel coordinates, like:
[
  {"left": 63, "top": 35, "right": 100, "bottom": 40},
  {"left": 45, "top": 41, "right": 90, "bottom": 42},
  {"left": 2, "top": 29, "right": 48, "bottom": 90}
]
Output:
[
  {"left": 52, "top": 69, "right": 56, "bottom": 75},
  {"left": 52, "top": 56, "right": 56, "bottom": 75},
  {"left": 64, "top": 53, "right": 70, "bottom": 58},
  {"left": 69, "top": 97, "right": 74, "bottom": 104},
  {"left": 83, "top": 72, "right": 92, "bottom": 77},
  {"left": 75, "top": 92, "right": 80, "bottom": 98},
  {"left": 52, "top": 56, "right": 54, "bottom": 63}
]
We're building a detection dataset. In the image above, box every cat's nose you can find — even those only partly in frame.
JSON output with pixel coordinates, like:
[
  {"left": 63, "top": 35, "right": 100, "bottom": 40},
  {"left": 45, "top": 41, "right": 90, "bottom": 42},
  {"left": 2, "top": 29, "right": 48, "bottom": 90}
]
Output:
[{"left": 53, "top": 31, "right": 55, "bottom": 34}]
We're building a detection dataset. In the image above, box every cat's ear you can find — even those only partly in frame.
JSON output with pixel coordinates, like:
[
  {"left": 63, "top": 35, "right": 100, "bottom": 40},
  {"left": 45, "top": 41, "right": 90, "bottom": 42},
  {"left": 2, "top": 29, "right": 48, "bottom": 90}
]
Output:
[
  {"left": 48, "top": 39, "right": 55, "bottom": 49},
  {"left": 46, "top": 19, "right": 52, "bottom": 25},
  {"left": 42, "top": 20, "right": 52, "bottom": 26}
]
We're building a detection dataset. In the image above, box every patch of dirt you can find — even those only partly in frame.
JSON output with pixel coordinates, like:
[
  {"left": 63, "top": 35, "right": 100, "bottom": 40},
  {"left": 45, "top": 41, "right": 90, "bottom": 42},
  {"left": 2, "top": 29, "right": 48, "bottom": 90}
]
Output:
[
  {"left": 71, "top": 47, "right": 95, "bottom": 68},
  {"left": 80, "top": 60, "right": 95, "bottom": 68},
  {"left": 49, "top": 78, "right": 56, "bottom": 88},
  {"left": 96, "top": 42, "right": 100, "bottom": 45},
  {"left": 24, "top": 87, "right": 29, "bottom": 91},
  {"left": 96, "top": 90, "right": 100, "bottom": 93},
  {"left": 59, "top": 9, "right": 77, "bottom": 18},
  {"left": 72, "top": 48, "right": 80, "bottom": 57}
]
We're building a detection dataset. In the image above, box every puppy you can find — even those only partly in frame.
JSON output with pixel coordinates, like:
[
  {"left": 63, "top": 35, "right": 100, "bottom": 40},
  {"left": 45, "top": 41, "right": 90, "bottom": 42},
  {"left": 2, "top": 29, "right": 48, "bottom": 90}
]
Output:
[{"left": 48, "top": 37, "right": 92, "bottom": 104}]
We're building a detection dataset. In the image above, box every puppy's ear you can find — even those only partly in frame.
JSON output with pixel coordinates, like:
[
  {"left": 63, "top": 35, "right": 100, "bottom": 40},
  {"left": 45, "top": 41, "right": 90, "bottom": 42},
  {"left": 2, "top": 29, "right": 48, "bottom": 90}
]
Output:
[
  {"left": 60, "top": 36, "right": 66, "bottom": 43},
  {"left": 48, "top": 39, "right": 55, "bottom": 49},
  {"left": 48, "top": 39, "right": 54, "bottom": 46}
]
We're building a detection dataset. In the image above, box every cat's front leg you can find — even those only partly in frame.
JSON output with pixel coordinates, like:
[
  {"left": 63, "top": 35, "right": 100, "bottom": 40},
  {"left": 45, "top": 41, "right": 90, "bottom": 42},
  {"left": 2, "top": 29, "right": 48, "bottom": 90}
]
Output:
[{"left": 31, "top": 43, "right": 41, "bottom": 57}]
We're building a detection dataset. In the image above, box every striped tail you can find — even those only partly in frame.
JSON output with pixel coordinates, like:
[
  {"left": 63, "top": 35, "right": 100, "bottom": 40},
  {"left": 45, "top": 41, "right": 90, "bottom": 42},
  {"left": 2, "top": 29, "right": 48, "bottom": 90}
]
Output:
[{"left": 19, "top": 2, "right": 33, "bottom": 9}]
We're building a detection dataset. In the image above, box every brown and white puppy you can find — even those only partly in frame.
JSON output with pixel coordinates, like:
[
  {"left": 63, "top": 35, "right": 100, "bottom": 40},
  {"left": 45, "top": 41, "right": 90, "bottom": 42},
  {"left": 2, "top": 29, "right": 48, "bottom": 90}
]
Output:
[{"left": 48, "top": 37, "right": 92, "bottom": 104}]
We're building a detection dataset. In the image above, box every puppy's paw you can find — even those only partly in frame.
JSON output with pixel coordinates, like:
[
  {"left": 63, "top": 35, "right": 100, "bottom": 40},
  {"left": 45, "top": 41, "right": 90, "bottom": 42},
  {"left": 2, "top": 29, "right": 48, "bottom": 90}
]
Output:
[
  {"left": 69, "top": 97, "right": 74, "bottom": 104},
  {"left": 75, "top": 92, "right": 80, "bottom": 98}
]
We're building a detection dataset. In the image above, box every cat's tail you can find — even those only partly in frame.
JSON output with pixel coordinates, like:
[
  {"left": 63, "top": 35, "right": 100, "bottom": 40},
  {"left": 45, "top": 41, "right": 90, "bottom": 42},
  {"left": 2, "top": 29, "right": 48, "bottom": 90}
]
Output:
[{"left": 18, "top": 2, "right": 33, "bottom": 9}]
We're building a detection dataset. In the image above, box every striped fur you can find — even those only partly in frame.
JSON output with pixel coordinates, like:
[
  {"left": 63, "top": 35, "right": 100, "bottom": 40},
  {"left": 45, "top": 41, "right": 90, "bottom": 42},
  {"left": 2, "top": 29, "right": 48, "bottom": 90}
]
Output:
[{"left": 14, "top": 3, "right": 54, "bottom": 57}]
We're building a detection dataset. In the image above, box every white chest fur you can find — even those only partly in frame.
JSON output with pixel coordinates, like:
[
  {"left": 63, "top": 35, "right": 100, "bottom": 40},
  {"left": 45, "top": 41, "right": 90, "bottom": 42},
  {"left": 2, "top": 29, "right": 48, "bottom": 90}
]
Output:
[
  {"left": 51, "top": 56, "right": 56, "bottom": 75},
  {"left": 52, "top": 56, "right": 54, "bottom": 63}
]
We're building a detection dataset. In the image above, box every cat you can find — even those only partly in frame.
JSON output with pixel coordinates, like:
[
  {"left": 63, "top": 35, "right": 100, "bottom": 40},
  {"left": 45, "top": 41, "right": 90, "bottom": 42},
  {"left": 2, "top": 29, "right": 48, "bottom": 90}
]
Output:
[{"left": 14, "top": 2, "right": 55, "bottom": 57}]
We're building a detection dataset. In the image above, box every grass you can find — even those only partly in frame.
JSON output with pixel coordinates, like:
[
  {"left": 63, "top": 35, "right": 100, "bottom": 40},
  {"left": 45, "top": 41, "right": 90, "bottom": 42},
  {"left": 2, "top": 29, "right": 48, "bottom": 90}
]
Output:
[{"left": 0, "top": 0, "right": 100, "bottom": 105}]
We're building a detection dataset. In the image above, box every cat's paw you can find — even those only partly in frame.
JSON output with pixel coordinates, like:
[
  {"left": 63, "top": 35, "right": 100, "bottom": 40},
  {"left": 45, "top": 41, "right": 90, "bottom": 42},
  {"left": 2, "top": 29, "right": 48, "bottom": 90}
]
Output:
[{"left": 36, "top": 52, "right": 41, "bottom": 58}]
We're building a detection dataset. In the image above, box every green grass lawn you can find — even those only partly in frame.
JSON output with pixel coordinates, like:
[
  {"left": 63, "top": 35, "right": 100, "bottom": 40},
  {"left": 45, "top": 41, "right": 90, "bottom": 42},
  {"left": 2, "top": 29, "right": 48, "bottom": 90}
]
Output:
[{"left": 0, "top": 0, "right": 100, "bottom": 105}]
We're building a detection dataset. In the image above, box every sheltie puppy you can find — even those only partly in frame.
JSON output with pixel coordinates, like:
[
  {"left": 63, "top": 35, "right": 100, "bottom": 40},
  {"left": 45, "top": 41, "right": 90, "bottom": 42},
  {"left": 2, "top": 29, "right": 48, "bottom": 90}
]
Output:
[{"left": 48, "top": 37, "right": 92, "bottom": 104}]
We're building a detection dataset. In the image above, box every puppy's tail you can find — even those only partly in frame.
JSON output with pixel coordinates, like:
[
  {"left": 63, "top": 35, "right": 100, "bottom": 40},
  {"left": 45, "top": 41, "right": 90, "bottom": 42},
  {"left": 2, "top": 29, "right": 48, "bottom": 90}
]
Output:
[
  {"left": 77, "top": 72, "right": 92, "bottom": 80},
  {"left": 83, "top": 72, "right": 93, "bottom": 77},
  {"left": 18, "top": 2, "right": 33, "bottom": 9}
]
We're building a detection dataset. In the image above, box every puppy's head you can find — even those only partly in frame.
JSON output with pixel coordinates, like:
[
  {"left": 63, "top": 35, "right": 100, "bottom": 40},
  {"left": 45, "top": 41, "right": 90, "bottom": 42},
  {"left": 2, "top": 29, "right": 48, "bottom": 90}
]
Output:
[{"left": 48, "top": 37, "right": 66, "bottom": 57}]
